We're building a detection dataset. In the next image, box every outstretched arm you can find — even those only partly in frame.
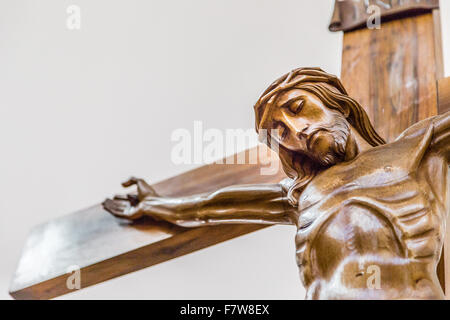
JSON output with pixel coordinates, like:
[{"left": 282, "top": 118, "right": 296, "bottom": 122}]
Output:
[{"left": 103, "top": 177, "right": 296, "bottom": 227}]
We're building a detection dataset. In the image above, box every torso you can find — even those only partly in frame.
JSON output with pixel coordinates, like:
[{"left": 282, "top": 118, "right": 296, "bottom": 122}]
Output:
[{"left": 294, "top": 121, "right": 448, "bottom": 299}]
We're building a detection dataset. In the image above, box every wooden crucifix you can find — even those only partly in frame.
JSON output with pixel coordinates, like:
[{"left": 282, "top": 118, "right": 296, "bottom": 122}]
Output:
[{"left": 9, "top": 0, "right": 450, "bottom": 299}]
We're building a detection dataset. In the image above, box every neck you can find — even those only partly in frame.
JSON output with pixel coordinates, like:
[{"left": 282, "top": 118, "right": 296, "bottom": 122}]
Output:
[{"left": 344, "top": 127, "right": 373, "bottom": 161}]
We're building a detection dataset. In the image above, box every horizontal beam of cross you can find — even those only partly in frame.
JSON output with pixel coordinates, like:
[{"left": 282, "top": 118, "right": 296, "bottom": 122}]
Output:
[{"left": 9, "top": 148, "right": 285, "bottom": 299}]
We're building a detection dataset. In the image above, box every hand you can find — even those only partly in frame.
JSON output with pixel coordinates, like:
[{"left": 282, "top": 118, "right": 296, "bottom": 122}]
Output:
[
  {"left": 121, "top": 176, "right": 158, "bottom": 201},
  {"left": 102, "top": 198, "right": 144, "bottom": 220},
  {"left": 103, "top": 176, "right": 158, "bottom": 220}
]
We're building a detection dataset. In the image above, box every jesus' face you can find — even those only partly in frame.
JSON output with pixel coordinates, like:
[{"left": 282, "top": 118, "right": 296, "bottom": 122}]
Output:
[{"left": 263, "top": 89, "right": 350, "bottom": 167}]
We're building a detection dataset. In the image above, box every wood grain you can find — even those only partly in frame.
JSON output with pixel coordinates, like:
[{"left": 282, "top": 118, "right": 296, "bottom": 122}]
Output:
[
  {"left": 341, "top": 12, "right": 441, "bottom": 142},
  {"left": 438, "top": 77, "right": 450, "bottom": 114},
  {"left": 341, "top": 11, "right": 445, "bottom": 292}
]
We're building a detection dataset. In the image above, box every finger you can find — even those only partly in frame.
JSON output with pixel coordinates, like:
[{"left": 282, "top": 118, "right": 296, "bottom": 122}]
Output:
[
  {"left": 102, "top": 198, "right": 116, "bottom": 209},
  {"left": 103, "top": 199, "right": 130, "bottom": 215},
  {"left": 111, "top": 208, "right": 128, "bottom": 218},
  {"left": 122, "top": 177, "right": 138, "bottom": 188},
  {"left": 113, "top": 194, "right": 130, "bottom": 201},
  {"left": 103, "top": 199, "right": 121, "bottom": 214},
  {"left": 107, "top": 201, "right": 142, "bottom": 220},
  {"left": 126, "top": 194, "right": 138, "bottom": 200},
  {"left": 109, "top": 207, "right": 124, "bottom": 217},
  {"left": 111, "top": 199, "right": 125, "bottom": 210},
  {"left": 127, "top": 194, "right": 139, "bottom": 206},
  {"left": 137, "top": 180, "right": 158, "bottom": 199},
  {"left": 104, "top": 203, "right": 129, "bottom": 218},
  {"left": 116, "top": 203, "right": 130, "bottom": 213}
]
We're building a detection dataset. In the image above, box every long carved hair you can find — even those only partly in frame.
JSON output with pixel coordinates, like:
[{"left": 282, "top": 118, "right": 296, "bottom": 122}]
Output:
[{"left": 254, "top": 67, "right": 385, "bottom": 206}]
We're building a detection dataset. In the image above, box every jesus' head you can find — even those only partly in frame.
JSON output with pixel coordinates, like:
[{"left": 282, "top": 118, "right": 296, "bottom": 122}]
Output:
[{"left": 254, "top": 67, "right": 385, "bottom": 205}]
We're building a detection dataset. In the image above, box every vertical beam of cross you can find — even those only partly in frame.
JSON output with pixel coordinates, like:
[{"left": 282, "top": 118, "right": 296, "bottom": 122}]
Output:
[{"left": 340, "top": 8, "right": 446, "bottom": 294}]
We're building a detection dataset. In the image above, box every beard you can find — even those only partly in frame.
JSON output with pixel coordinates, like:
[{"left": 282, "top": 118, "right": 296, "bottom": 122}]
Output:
[{"left": 306, "top": 114, "right": 350, "bottom": 167}]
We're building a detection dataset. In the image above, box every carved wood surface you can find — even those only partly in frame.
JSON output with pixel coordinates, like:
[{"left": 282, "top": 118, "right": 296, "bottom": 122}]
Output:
[
  {"left": 341, "top": 11, "right": 445, "bottom": 291},
  {"left": 341, "top": 12, "right": 442, "bottom": 142},
  {"left": 329, "top": 0, "right": 439, "bottom": 32},
  {"left": 10, "top": 11, "right": 445, "bottom": 299},
  {"left": 438, "top": 76, "right": 450, "bottom": 297},
  {"left": 439, "top": 77, "right": 450, "bottom": 114}
]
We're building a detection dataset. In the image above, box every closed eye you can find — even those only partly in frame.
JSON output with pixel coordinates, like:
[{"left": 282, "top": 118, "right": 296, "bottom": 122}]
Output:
[{"left": 286, "top": 99, "right": 305, "bottom": 115}]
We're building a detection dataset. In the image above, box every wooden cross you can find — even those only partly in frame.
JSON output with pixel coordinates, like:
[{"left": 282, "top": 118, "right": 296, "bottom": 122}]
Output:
[{"left": 9, "top": 0, "right": 450, "bottom": 299}]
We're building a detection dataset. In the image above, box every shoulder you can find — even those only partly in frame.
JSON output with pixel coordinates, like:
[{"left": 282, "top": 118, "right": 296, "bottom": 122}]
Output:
[
  {"left": 395, "top": 112, "right": 450, "bottom": 142},
  {"left": 395, "top": 116, "right": 435, "bottom": 142}
]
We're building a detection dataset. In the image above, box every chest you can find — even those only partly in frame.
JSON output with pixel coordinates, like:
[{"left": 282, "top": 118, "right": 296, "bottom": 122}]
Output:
[
  {"left": 297, "top": 150, "right": 448, "bottom": 219},
  {"left": 293, "top": 151, "right": 448, "bottom": 275}
]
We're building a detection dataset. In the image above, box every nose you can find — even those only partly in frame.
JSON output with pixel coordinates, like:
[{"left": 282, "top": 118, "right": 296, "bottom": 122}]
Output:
[
  {"left": 297, "top": 126, "right": 310, "bottom": 140},
  {"left": 281, "top": 113, "right": 309, "bottom": 140}
]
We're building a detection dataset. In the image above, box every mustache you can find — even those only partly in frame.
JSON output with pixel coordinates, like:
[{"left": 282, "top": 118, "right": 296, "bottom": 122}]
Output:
[{"left": 305, "top": 124, "right": 346, "bottom": 151}]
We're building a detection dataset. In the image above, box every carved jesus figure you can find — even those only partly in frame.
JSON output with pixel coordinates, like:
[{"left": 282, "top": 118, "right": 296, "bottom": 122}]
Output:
[{"left": 103, "top": 68, "right": 450, "bottom": 300}]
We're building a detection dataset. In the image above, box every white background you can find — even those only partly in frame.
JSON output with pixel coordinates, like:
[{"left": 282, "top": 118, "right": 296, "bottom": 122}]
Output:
[{"left": 0, "top": 0, "right": 449, "bottom": 299}]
